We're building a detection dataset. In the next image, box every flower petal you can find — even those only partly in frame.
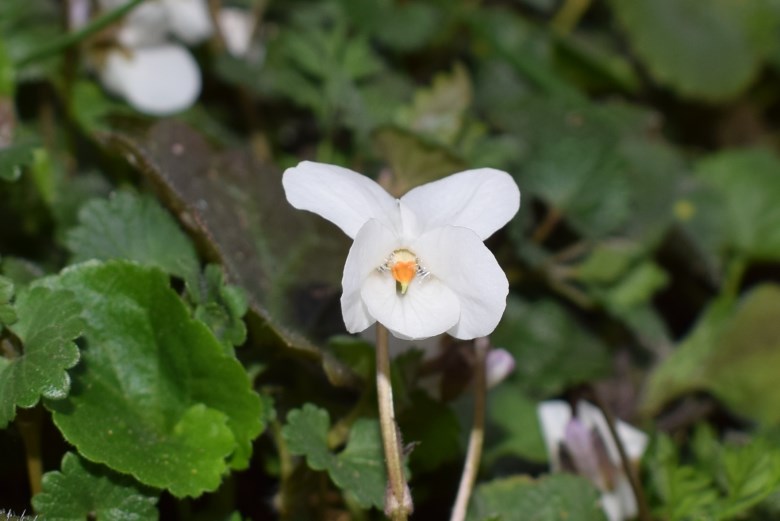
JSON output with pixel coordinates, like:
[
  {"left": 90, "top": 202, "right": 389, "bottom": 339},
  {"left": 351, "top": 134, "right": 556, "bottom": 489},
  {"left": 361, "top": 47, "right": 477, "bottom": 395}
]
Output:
[
  {"left": 341, "top": 219, "right": 400, "bottom": 333},
  {"left": 412, "top": 225, "right": 508, "bottom": 339},
  {"left": 283, "top": 161, "right": 399, "bottom": 239},
  {"left": 164, "top": 0, "right": 213, "bottom": 44},
  {"left": 100, "top": 45, "right": 201, "bottom": 115},
  {"left": 218, "top": 7, "right": 255, "bottom": 57},
  {"left": 111, "top": 1, "right": 169, "bottom": 47},
  {"left": 537, "top": 400, "right": 572, "bottom": 471},
  {"left": 576, "top": 401, "right": 648, "bottom": 465},
  {"left": 401, "top": 168, "right": 520, "bottom": 239},
  {"left": 361, "top": 272, "right": 460, "bottom": 341}
]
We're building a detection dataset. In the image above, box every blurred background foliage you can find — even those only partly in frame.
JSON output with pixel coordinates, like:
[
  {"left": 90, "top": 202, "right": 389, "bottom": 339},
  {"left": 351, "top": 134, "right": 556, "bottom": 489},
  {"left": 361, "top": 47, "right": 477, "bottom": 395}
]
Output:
[{"left": 3, "top": 0, "right": 780, "bottom": 519}]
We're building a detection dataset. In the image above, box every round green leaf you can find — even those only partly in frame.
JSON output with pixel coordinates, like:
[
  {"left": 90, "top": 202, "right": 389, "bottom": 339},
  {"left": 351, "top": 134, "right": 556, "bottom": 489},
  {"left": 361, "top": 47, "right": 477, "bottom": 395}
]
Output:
[
  {"left": 611, "top": 0, "right": 775, "bottom": 100},
  {"left": 40, "top": 261, "right": 264, "bottom": 497}
]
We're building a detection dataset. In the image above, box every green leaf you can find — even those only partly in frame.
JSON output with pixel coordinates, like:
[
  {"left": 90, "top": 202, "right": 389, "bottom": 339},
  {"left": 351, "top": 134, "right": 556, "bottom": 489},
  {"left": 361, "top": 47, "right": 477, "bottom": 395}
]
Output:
[
  {"left": 283, "top": 404, "right": 386, "bottom": 509},
  {"left": 485, "top": 385, "right": 548, "bottom": 464},
  {"left": 32, "top": 452, "right": 158, "bottom": 521},
  {"left": 39, "top": 261, "right": 264, "bottom": 497},
  {"left": 0, "top": 286, "right": 83, "bottom": 427},
  {"left": 189, "top": 265, "right": 248, "bottom": 352},
  {"left": 0, "top": 275, "right": 16, "bottom": 329},
  {"left": 467, "top": 474, "right": 607, "bottom": 521},
  {"left": 0, "top": 143, "right": 36, "bottom": 182},
  {"left": 515, "top": 101, "right": 632, "bottom": 239},
  {"left": 66, "top": 192, "right": 200, "bottom": 282},
  {"left": 644, "top": 284, "right": 780, "bottom": 424},
  {"left": 373, "top": 126, "right": 468, "bottom": 196},
  {"left": 399, "top": 391, "right": 461, "bottom": 473},
  {"left": 341, "top": 0, "right": 440, "bottom": 51},
  {"left": 396, "top": 64, "right": 472, "bottom": 146},
  {"left": 610, "top": 0, "right": 776, "bottom": 100},
  {"left": 0, "top": 40, "right": 14, "bottom": 97},
  {"left": 693, "top": 148, "right": 780, "bottom": 262},
  {"left": 492, "top": 298, "right": 610, "bottom": 398}
]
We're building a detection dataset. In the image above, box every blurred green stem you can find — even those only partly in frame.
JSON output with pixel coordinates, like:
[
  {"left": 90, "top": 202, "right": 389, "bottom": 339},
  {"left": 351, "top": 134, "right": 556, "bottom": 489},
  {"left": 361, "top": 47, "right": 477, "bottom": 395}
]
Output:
[
  {"left": 723, "top": 257, "right": 746, "bottom": 299},
  {"left": 17, "top": 0, "right": 145, "bottom": 66},
  {"left": 17, "top": 406, "right": 44, "bottom": 500},
  {"left": 450, "top": 337, "right": 489, "bottom": 521},
  {"left": 376, "top": 323, "right": 412, "bottom": 520}
]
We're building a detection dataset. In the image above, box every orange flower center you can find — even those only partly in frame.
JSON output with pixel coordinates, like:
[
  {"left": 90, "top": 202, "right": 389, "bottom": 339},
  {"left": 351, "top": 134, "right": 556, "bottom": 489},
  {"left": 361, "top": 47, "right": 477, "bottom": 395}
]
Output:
[{"left": 388, "top": 249, "right": 418, "bottom": 295}]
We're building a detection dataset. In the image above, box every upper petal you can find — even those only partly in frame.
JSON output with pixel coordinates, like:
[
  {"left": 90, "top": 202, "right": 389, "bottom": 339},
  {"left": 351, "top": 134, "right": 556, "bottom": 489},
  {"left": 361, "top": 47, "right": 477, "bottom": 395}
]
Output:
[
  {"left": 100, "top": 45, "right": 202, "bottom": 115},
  {"left": 400, "top": 168, "right": 520, "bottom": 239},
  {"left": 282, "top": 161, "right": 400, "bottom": 239},
  {"left": 412, "top": 225, "right": 509, "bottom": 339},
  {"left": 164, "top": 0, "right": 214, "bottom": 45},
  {"left": 361, "top": 271, "right": 460, "bottom": 341},
  {"left": 341, "top": 219, "right": 400, "bottom": 333},
  {"left": 218, "top": 7, "right": 254, "bottom": 57}
]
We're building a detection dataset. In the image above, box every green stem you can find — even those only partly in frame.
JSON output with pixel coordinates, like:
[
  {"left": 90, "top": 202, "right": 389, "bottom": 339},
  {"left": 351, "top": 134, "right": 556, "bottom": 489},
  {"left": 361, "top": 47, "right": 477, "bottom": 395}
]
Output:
[
  {"left": 551, "top": 0, "right": 592, "bottom": 34},
  {"left": 722, "top": 257, "right": 746, "bottom": 299},
  {"left": 17, "top": 0, "right": 146, "bottom": 67},
  {"left": 376, "top": 323, "right": 412, "bottom": 520},
  {"left": 450, "top": 337, "right": 489, "bottom": 521},
  {"left": 17, "top": 406, "right": 44, "bottom": 500}
]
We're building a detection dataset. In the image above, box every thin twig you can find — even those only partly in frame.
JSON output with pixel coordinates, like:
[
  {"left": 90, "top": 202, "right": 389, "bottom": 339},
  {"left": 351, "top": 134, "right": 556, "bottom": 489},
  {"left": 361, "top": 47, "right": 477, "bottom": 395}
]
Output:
[
  {"left": 376, "top": 323, "right": 412, "bottom": 520},
  {"left": 17, "top": 406, "right": 44, "bottom": 499},
  {"left": 450, "top": 337, "right": 489, "bottom": 521},
  {"left": 590, "top": 387, "right": 651, "bottom": 521}
]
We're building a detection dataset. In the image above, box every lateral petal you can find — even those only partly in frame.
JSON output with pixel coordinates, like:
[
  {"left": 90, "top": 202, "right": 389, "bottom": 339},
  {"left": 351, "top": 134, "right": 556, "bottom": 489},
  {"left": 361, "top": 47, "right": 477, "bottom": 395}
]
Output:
[
  {"left": 283, "top": 161, "right": 400, "bottom": 239},
  {"left": 401, "top": 168, "right": 520, "bottom": 239},
  {"left": 412, "top": 226, "right": 508, "bottom": 339},
  {"left": 341, "top": 220, "right": 400, "bottom": 333}
]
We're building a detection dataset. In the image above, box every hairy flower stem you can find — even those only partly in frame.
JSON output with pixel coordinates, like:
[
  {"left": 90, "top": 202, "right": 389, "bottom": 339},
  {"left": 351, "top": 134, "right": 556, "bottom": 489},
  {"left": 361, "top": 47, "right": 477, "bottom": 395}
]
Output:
[
  {"left": 376, "top": 323, "right": 412, "bottom": 520},
  {"left": 450, "top": 337, "right": 489, "bottom": 521}
]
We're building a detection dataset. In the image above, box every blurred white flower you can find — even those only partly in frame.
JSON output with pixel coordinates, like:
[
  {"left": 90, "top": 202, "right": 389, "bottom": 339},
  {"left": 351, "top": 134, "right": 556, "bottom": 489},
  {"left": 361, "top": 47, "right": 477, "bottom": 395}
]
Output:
[
  {"left": 283, "top": 161, "right": 520, "bottom": 340},
  {"left": 538, "top": 400, "right": 649, "bottom": 521},
  {"left": 217, "top": 7, "right": 255, "bottom": 58},
  {"left": 96, "top": 0, "right": 213, "bottom": 115}
]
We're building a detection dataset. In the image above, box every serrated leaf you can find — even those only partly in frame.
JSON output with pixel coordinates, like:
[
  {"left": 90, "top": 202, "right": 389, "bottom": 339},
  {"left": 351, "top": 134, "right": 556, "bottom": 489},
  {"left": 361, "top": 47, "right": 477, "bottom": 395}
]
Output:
[
  {"left": 66, "top": 192, "right": 200, "bottom": 282},
  {"left": 283, "top": 404, "right": 386, "bottom": 509},
  {"left": 643, "top": 284, "right": 780, "bottom": 424},
  {"left": 467, "top": 474, "right": 607, "bottom": 521},
  {"left": 0, "top": 275, "right": 16, "bottom": 328},
  {"left": 610, "top": 0, "right": 775, "bottom": 100},
  {"left": 491, "top": 298, "right": 610, "bottom": 398},
  {"left": 0, "top": 287, "right": 83, "bottom": 427},
  {"left": 189, "top": 265, "right": 248, "bottom": 352},
  {"left": 39, "top": 261, "right": 264, "bottom": 497},
  {"left": 32, "top": 452, "right": 158, "bottom": 521}
]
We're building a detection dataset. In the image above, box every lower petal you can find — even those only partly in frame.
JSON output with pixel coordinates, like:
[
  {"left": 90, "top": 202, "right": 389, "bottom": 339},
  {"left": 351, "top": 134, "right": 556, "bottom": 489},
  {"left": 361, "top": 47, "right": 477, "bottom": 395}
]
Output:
[{"left": 360, "top": 271, "right": 460, "bottom": 340}]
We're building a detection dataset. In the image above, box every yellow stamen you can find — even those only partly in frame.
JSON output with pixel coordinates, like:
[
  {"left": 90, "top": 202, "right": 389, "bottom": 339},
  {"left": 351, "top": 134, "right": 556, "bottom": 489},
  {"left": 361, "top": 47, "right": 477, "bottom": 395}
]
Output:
[{"left": 389, "top": 249, "right": 418, "bottom": 295}]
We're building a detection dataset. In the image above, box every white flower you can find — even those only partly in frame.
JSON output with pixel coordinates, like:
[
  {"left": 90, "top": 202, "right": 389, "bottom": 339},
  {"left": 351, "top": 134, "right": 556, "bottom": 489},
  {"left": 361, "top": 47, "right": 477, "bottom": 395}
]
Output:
[
  {"left": 96, "top": 0, "right": 212, "bottom": 115},
  {"left": 217, "top": 7, "right": 256, "bottom": 58},
  {"left": 538, "top": 400, "right": 649, "bottom": 521},
  {"left": 282, "top": 161, "right": 520, "bottom": 340}
]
